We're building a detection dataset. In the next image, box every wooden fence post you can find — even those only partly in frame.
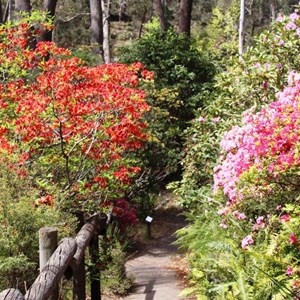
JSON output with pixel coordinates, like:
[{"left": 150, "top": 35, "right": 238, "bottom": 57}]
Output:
[
  {"left": 72, "top": 213, "right": 106, "bottom": 300},
  {"left": 89, "top": 234, "right": 100, "bottom": 300},
  {"left": 0, "top": 289, "right": 24, "bottom": 300},
  {"left": 25, "top": 238, "right": 77, "bottom": 300},
  {"left": 73, "top": 213, "right": 85, "bottom": 300},
  {"left": 39, "top": 227, "right": 58, "bottom": 300}
]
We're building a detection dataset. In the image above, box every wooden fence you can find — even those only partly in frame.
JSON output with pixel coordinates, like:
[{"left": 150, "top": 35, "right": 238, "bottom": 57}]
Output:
[{"left": 0, "top": 213, "right": 108, "bottom": 300}]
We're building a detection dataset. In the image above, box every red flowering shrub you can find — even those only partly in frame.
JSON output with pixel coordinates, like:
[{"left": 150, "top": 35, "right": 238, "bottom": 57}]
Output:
[{"left": 0, "top": 18, "right": 153, "bottom": 213}]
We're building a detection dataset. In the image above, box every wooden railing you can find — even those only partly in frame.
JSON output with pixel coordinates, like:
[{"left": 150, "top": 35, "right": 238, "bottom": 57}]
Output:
[{"left": 0, "top": 213, "right": 108, "bottom": 300}]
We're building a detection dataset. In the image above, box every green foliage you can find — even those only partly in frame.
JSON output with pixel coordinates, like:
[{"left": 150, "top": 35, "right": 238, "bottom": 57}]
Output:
[
  {"left": 99, "top": 228, "right": 134, "bottom": 295},
  {"left": 176, "top": 195, "right": 296, "bottom": 299},
  {"left": 119, "top": 18, "right": 215, "bottom": 105},
  {"left": 196, "top": 1, "right": 239, "bottom": 66},
  {"left": 0, "top": 163, "right": 71, "bottom": 292},
  {"left": 117, "top": 19, "right": 215, "bottom": 211}
]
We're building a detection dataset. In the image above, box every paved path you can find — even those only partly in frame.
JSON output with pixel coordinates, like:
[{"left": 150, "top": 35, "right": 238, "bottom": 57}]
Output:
[{"left": 103, "top": 205, "right": 189, "bottom": 300}]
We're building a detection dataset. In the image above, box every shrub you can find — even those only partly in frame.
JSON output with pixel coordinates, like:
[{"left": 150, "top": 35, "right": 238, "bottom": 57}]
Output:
[
  {"left": 0, "top": 163, "right": 70, "bottom": 292},
  {"left": 176, "top": 8, "right": 300, "bottom": 300},
  {"left": 117, "top": 19, "right": 215, "bottom": 210},
  {"left": 176, "top": 8, "right": 300, "bottom": 208}
]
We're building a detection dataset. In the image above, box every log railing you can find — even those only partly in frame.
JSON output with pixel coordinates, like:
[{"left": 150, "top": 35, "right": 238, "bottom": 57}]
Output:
[{"left": 0, "top": 213, "right": 108, "bottom": 300}]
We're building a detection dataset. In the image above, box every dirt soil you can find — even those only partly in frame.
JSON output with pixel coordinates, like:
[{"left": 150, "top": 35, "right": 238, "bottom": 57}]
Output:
[{"left": 102, "top": 193, "right": 195, "bottom": 300}]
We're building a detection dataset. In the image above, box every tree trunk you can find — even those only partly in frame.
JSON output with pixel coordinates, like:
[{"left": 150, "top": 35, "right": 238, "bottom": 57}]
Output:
[
  {"left": 270, "top": 1, "right": 276, "bottom": 22},
  {"left": 238, "top": 0, "right": 245, "bottom": 58},
  {"left": 89, "top": 0, "right": 103, "bottom": 55},
  {"left": 15, "top": 0, "right": 30, "bottom": 12},
  {"left": 101, "top": 0, "right": 111, "bottom": 63},
  {"left": 0, "top": 0, "right": 3, "bottom": 23},
  {"left": 41, "top": 0, "right": 58, "bottom": 41},
  {"left": 154, "top": 0, "right": 168, "bottom": 31},
  {"left": 118, "top": 0, "right": 127, "bottom": 21},
  {"left": 178, "top": 0, "right": 193, "bottom": 36}
]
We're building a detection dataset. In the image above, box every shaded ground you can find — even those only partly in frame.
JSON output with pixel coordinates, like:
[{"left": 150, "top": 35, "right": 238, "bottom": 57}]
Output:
[{"left": 103, "top": 194, "right": 193, "bottom": 300}]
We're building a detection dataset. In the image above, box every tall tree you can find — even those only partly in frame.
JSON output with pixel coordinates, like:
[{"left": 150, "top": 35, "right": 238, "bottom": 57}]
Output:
[
  {"left": 41, "top": 0, "right": 58, "bottom": 41},
  {"left": 178, "top": 0, "right": 193, "bottom": 36},
  {"left": 154, "top": 0, "right": 168, "bottom": 31},
  {"left": 89, "top": 0, "right": 103, "bottom": 55},
  {"left": 101, "top": 0, "right": 111, "bottom": 63},
  {"left": 239, "top": 0, "right": 245, "bottom": 57}
]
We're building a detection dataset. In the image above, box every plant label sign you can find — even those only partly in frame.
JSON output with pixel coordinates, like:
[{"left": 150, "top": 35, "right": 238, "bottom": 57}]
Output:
[{"left": 145, "top": 216, "right": 153, "bottom": 223}]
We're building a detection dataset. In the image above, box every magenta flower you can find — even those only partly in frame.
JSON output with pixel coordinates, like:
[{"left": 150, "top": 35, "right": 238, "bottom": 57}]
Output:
[
  {"left": 212, "top": 117, "right": 220, "bottom": 123},
  {"left": 233, "top": 210, "right": 247, "bottom": 220},
  {"left": 253, "top": 216, "right": 266, "bottom": 231},
  {"left": 293, "top": 279, "right": 300, "bottom": 289},
  {"left": 290, "top": 13, "right": 300, "bottom": 21},
  {"left": 280, "top": 214, "right": 291, "bottom": 223},
  {"left": 286, "top": 267, "right": 294, "bottom": 277},
  {"left": 276, "top": 14, "right": 284, "bottom": 22},
  {"left": 285, "top": 22, "right": 297, "bottom": 30},
  {"left": 198, "top": 116, "right": 207, "bottom": 122},
  {"left": 289, "top": 233, "right": 298, "bottom": 245}
]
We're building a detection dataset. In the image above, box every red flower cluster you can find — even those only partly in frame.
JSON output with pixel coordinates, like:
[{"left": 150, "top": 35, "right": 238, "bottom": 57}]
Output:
[
  {"left": 0, "top": 21, "right": 153, "bottom": 212},
  {"left": 112, "top": 199, "right": 138, "bottom": 230}
]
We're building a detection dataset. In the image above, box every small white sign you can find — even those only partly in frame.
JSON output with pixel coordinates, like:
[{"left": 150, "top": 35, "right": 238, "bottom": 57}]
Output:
[{"left": 145, "top": 216, "right": 153, "bottom": 223}]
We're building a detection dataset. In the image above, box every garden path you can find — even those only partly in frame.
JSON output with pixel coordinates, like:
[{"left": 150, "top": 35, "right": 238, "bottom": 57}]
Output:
[{"left": 102, "top": 193, "right": 192, "bottom": 300}]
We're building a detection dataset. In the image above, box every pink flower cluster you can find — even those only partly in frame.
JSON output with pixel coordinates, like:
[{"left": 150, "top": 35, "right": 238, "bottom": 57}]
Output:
[
  {"left": 280, "top": 12, "right": 300, "bottom": 36},
  {"left": 214, "top": 70, "right": 300, "bottom": 205},
  {"left": 241, "top": 235, "right": 254, "bottom": 249}
]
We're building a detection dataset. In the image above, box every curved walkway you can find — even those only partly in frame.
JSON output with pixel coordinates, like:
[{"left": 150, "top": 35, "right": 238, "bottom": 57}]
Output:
[{"left": 103, "top": 202, "right": 189, "bottom": 300}]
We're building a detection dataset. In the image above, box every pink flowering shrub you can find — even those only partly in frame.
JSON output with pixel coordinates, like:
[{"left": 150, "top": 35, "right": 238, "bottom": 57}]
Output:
[
  {"left": 214, "top": 70, "right": 300, "bottom": 218},
  {"left": 176, "top": 10, "right": 300, "bottom": 209},
  {"left": 213, "top": 70, "right": 300, "bottom": 296},
  {"left": 176, "top": 9, "right": 300, "bottom": 299}
]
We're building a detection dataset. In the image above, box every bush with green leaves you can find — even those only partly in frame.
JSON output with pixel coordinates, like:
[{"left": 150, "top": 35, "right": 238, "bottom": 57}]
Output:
[
  {"left": 175, "top": 7, "right": 300, "bottom": 208},
  {"left": 0, "top": 163, "right": 72, "bottom": 292},
  {"left": 175, "top": 8, "right": 300, "bottom": 300},
  {"left": 117, "top": 19, "right": 215, "bottom": 213}
]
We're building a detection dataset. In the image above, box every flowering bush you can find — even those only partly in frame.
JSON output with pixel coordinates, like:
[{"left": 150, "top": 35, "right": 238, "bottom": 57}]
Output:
[
  {"left": 0, "top": 15, "right": 154, "bottom": 216},
  {"left": 212, "top": 51, "right": 300, "bottom": 300},
  {"left": 176, "top": 9, "right": 300, "bottom": 300},
  {"left": 214, "top": 70, "right": 300, "bottom": 227},
  {"left": 175, "top": 9, "right": 300, "bottom": 209}
]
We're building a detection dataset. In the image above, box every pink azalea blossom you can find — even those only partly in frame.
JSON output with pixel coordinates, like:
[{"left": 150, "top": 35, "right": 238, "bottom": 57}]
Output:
[
  {"left": 286, "top": 267, "right": 294, "bottom": 277},
  {"left": 276, "top": 14, "right": 284, "bottom": 22},
  {"left": 241, "top": 235, "right": 254, "bottom": 249},
  {"left": 290, "top": 13, "right": 300, "bottom": 21},
  {"left": 253, "top": 216, "right": 265, "bottom": 230},
  {"left": 293, "top": 280, "right": 300, "bottom": 289},
  {"left": 198, "top": 116, "right": 207, "bottom": 122},
  {"left": 214, "top": 70, "right": 300, "bottom": 210},
  {"left": 233, "top": 210, "right": 247, "bottom": 220},
  {"left": 285, "top": 22, "right": 297, "bottom": 30}
]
